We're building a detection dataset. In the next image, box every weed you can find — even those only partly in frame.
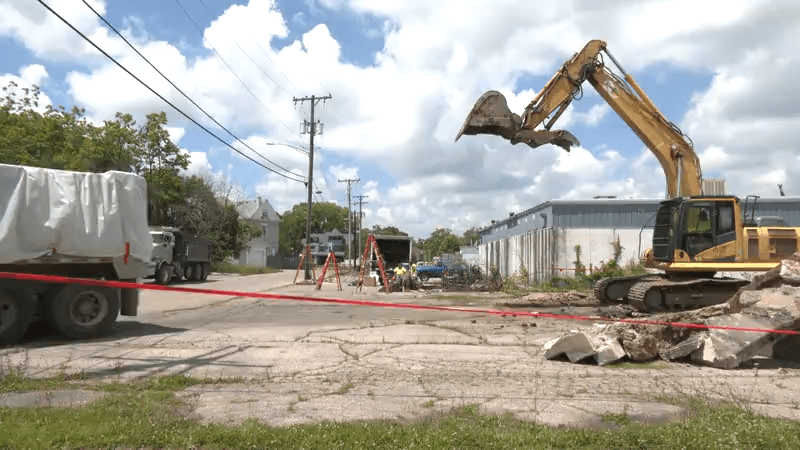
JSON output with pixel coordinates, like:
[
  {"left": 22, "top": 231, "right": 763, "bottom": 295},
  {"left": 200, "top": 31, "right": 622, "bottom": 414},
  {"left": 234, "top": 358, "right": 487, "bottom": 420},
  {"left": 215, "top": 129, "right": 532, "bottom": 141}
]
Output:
[
  {"left": 336, "top": 382, "right": 355, "bottom": 395},
  {"left": 600, "top": 411, "right": 632, "bottom": 426}
]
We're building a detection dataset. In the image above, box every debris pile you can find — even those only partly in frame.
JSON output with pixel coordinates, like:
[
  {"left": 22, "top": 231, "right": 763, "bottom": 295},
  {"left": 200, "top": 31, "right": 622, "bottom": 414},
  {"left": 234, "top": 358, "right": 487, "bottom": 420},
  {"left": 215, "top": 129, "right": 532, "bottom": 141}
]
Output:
[
  {"left": 544, "top": 256, "right": 800, "bottom": 368},
  {"left": 496, "top": 291, "right": 598, "bottom": 307}
]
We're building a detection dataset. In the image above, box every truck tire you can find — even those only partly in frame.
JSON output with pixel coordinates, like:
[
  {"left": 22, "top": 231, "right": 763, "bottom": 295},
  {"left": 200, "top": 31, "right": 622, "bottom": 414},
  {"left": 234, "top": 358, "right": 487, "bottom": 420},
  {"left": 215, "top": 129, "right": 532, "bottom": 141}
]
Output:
[
  {"left": 155, "top": 264, "right": 172, "bottom": 285},
  {"left": 184, "top": 264, "right": 194, "bottom": 281},
  {"left": 192, "top": 264, "right": 203, "bottom": 281},
  {"left": 45, "top": 284, "right": 119, "bottom": 340},
  {"left": 199, "top": 264, "right": 209, "bottom": 281},
  {"left": 0, "top": 289, "right": 34, "bottom": 345},
  {"left": 419, "top": 272, "right": 430, "bottom": 282}
]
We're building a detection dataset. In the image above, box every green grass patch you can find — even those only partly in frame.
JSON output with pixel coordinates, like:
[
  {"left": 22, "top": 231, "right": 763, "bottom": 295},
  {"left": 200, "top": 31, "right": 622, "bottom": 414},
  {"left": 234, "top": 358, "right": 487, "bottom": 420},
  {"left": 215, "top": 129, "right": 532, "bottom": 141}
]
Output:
[
  {"left": 211, "top": 261, "right": 279, "bottom": 275},
  {"left": 0, "top": 372, "right": 798, "bottom": 449}
]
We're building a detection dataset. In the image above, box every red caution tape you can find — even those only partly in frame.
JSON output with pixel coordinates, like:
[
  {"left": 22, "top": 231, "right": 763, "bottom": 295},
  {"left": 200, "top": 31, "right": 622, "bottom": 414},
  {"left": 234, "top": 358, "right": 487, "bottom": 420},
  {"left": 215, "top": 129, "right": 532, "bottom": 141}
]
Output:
[{"left": 1, "top": 271, "right": 798, "bottom": 335}]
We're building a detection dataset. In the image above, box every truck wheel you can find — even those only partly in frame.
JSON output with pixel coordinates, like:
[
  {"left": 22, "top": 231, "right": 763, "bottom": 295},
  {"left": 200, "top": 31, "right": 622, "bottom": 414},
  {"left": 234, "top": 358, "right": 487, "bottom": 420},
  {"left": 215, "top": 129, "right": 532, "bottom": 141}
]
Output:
[
  {"left": 192, "top": 264, "right": 203, "bottom": 281},
  {"left": 45, "top": 284, "right": 119, "bottom": 340},
  {"left": 200, "top": 264, "right": 209, "bottom": 281},
  {"left": 184, "top": 264, "right": 194, "bottom": 281},
  {"left": 155, "top": 264, "right": 171, "bottom": 285},
  {"left": 0, "top": 290, "right": 34, "bottom": 345},
  {"left": 419, "top": 273, "right": 430, "bottom": 282}
]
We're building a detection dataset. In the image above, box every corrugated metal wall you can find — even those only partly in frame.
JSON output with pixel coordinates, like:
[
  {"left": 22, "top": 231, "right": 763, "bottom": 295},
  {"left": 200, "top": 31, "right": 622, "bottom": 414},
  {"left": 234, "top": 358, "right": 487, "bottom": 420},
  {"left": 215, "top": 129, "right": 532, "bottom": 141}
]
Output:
[{"left": 479, "top": 227, "right": 558, "bottom": 284}]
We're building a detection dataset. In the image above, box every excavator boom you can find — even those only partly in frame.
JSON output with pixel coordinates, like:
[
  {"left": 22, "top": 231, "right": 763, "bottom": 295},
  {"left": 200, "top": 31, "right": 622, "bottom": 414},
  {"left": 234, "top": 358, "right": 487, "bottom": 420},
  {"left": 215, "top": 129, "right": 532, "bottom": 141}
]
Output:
[{"left": 456, "top": 39, "right": 703, "bottom": 199}]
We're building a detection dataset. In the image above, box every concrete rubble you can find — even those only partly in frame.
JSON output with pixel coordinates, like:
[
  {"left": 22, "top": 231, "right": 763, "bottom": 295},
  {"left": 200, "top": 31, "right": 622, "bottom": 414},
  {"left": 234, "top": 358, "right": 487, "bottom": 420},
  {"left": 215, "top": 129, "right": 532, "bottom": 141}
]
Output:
[{"left": 543, "top": 255, "right": 800, "bottom": 369}]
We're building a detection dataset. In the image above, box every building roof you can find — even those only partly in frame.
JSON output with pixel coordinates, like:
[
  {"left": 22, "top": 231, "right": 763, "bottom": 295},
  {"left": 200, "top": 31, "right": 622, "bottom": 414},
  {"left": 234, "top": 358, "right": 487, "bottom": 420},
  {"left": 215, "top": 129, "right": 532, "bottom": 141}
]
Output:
[{"left": 235, "top": 197, "right": 280, "bottom": 222}]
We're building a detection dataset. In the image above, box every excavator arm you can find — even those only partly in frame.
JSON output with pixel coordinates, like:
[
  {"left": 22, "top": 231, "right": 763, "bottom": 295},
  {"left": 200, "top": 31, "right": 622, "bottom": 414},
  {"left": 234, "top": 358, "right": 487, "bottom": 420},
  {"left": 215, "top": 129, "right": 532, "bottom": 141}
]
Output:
[{"left": 456, "top": 39, "right": 703, "bottom": 198}]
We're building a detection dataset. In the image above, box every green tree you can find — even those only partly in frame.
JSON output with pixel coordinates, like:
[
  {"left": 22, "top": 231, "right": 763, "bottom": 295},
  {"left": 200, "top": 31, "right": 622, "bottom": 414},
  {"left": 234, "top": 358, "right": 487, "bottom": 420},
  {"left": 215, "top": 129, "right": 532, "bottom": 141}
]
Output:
[
  {"left": 461, "top": 226, "right": 481, "bottom": 246},
  {"left": 137, "top": 112, "right": 189, "bottom": 225},
  {"left": 420, "top": 228, "right": 461, "bottom": 260},
  {"left": 279, "top": 202, "right": 349, "bottom": 256},
  {"left": 0, "top": 82, "right": 96, "bottom": 170}
]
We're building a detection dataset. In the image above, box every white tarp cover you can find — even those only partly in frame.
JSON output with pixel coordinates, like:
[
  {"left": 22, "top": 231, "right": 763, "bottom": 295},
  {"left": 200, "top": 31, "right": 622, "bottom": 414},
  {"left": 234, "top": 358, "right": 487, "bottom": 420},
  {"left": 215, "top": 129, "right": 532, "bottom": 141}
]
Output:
[{"left": 0, "top": 164, "right": 152, "bottom": 263}]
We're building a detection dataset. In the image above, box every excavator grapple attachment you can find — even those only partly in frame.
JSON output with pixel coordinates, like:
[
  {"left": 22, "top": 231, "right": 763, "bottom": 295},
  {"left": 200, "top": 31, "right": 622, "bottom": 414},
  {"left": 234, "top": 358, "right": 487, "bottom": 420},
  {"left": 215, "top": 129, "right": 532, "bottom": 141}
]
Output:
[{"left": 455, "top": 90, "right": 580, "bottom": 151}]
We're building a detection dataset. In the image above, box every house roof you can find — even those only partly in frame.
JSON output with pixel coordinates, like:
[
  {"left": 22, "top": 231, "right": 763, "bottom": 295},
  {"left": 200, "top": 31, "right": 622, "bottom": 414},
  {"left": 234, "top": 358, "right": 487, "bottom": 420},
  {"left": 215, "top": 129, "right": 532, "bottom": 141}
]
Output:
[{"left": 235, "top": 198, "right": 280, "bottom": 222}]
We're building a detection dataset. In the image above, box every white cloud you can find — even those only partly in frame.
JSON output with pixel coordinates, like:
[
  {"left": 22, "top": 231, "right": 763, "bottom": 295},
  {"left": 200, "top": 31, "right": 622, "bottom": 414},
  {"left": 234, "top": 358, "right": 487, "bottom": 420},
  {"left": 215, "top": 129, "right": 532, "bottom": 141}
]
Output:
[{"left": 3, "top": 0, "right": 799, "bottom": 236}]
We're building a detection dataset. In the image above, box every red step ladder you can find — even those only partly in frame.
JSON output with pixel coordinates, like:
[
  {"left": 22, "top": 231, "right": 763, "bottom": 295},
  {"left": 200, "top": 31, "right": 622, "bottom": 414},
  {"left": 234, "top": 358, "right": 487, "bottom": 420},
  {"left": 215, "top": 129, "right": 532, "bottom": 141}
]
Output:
[{"left": 355, "top": 235, "right": 391, "bottom": 294}]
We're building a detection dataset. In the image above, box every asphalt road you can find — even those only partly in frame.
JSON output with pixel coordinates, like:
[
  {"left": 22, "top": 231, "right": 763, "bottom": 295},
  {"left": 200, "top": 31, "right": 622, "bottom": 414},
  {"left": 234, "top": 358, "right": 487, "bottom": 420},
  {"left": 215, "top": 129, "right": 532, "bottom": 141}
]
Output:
[{"left": 3, "top": 270, "right": 800, "bottom": 428}]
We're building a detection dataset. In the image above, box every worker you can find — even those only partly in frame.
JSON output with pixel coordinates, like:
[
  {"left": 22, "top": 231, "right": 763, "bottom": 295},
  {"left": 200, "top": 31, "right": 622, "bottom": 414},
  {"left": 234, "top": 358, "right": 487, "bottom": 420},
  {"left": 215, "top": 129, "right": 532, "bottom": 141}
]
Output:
[
  {"left": 394, "top": 264, "right": 406, "bottom": 278},
  {"left": 411, "top": 263, "right": 417, "bottom": 275}
]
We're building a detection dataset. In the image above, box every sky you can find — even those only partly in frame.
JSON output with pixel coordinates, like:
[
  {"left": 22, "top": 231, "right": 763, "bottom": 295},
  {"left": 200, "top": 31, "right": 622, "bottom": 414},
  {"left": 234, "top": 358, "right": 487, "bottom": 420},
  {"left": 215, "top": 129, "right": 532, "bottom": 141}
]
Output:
[{"left": 1, "top": 0, "right": 799, "bottom": 240}]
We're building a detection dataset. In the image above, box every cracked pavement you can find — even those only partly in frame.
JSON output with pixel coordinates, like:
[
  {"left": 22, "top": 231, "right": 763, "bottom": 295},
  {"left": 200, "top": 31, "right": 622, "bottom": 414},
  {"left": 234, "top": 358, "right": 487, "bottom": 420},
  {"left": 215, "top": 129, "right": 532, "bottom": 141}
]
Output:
[{"left": 3, "top": 270, "right": 800, "bottom": 428}]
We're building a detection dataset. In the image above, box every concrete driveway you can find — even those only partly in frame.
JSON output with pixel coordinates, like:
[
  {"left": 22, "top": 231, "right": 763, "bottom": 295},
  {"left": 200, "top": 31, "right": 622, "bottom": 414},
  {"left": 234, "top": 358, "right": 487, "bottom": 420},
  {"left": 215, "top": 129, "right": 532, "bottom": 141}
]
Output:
[{"left": 3, "top": 270, "right": 800, "bottom": 428}]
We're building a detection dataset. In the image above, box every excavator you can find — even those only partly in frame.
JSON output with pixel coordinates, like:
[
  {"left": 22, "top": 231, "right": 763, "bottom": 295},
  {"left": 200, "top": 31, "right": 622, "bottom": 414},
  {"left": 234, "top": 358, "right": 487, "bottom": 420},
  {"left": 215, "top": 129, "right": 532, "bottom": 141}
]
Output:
[{"left": 456, "top": 39, "right": 800, "bottom": 312}]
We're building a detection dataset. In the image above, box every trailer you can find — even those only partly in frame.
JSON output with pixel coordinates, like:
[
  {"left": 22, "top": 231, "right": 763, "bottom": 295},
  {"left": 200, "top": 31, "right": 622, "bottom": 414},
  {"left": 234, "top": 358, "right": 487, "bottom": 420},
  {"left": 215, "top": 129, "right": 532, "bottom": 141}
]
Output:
[{"left": 0, "top": 164, "right": 151, "bottom": 344}]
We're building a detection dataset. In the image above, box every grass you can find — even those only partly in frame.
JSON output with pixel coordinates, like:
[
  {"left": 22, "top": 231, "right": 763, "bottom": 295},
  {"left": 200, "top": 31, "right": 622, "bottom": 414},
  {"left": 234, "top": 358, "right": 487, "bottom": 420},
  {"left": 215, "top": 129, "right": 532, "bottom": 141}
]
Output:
[
  {"left": 211, "top": 261, "right": 280, "bottom": 275},
  {"left": 1, "top": 372, "right": 800, "bottom": 449}
]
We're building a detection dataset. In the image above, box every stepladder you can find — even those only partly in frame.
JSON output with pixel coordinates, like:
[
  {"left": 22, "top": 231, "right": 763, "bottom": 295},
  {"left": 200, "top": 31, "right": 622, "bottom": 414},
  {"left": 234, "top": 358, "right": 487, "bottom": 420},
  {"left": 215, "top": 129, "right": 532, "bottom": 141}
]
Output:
[
  {"left": 355, "top": 235, "right": 392, "bottom": 294},
  {"left": 293, "top": 246, "right": 317, "bottom": 284},
  {"left": 316, "top": 251, "right": 342, "bottom": 291}
]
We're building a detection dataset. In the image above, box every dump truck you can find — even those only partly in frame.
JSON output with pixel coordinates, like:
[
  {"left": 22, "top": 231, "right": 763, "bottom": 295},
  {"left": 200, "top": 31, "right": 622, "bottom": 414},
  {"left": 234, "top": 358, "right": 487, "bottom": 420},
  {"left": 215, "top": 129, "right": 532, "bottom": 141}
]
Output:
[
  {"left": 149, "top": 227, "right": 213, "bottom": 284},
  {"left": 457, "top": 39, "right": 800, "bottom": 311},
  {"left": 0, "top": 164, "right": 151, "bottom": 344}
]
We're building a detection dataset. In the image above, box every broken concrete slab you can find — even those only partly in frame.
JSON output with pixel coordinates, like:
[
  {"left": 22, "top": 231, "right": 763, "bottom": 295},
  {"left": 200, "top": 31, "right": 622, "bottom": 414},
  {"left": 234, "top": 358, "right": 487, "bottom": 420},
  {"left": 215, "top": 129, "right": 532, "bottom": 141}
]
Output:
[
  {"left": 0, "top": 390, "right": 106, "bottom": 408},
  {"left": 543, "top": 331, "right": 624, "bottom": 365},
  {"left": 690, "top": 314, "right": 787, "bottom": 369},
  {"left": 660, "top": 332, "right": 707, "bottom": 361}
]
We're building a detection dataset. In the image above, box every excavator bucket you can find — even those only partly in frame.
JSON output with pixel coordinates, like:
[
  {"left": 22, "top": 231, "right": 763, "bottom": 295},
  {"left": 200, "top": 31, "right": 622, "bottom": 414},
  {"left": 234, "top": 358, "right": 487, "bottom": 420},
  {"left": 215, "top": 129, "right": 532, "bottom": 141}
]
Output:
[
  {"left": 455, "top": 90, "right": 521, "bottom": 142},
  {"left": 455, "top": 90, "right": 581, "bottom": 152}
]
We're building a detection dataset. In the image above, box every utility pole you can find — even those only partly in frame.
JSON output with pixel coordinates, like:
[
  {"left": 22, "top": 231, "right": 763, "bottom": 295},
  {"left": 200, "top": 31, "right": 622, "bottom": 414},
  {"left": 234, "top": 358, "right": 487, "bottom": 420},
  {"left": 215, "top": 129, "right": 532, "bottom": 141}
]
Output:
[
  {"left": 338, "top": 178, "right": 359, "bottom": 269},
  {"left": 353, "top": 194, "right": 368, "bottom": 271},
  {"left": 293, "top": 94, "right": 331, "bottom": 280}
]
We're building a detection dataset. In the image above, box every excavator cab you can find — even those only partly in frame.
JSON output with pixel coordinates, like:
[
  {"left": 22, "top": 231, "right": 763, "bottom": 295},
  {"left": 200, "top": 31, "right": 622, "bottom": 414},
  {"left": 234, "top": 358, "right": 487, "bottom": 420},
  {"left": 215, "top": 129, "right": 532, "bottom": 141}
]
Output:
[
  {"left": 455, "top": 90, "right": 580, "bottom": 151},
  {"left": 651, "top": 198, "right": 738, "bottom": 263}
]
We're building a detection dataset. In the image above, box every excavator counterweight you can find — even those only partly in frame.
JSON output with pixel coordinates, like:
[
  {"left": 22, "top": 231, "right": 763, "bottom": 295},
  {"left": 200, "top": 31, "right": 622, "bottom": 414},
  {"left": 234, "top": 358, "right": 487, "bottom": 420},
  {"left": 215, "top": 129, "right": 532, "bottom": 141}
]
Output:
[{"left": 456, "top": 90, "right": 580, "bottom": 151}]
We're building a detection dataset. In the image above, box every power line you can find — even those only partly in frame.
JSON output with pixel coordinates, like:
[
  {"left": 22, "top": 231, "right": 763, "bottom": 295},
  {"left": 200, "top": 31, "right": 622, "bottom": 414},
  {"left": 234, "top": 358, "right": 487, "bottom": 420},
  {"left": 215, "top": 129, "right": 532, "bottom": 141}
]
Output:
[
  {"left": 173, "top": 0, "right": 297, "bottom": 135},
  {"left": 36, "top": 0, "right": 305, "bottom": 183},
  {"left": 81, "top": 0, "right": 306, "bottom": 181},
  {"left": 197, "top": 0, "right": 301, "bottom": 95}
]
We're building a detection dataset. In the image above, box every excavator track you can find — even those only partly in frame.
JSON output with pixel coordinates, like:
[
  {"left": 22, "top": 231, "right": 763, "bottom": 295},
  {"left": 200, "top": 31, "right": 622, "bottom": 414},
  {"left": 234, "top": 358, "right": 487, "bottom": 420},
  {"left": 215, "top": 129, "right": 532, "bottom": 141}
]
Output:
[
  {"left": 626, "top": 276, "right": 750, "bottom": 312},
  {"left": 593, "top": 274, "right": 659, "bottom": 304}
]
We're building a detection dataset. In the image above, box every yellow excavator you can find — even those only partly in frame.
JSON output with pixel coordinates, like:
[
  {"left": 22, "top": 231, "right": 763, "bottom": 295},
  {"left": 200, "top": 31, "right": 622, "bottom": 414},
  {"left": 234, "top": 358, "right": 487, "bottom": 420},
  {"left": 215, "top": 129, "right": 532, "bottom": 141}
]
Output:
[{"left": 456, "top": 39, "right": 800, "bottom": 312}]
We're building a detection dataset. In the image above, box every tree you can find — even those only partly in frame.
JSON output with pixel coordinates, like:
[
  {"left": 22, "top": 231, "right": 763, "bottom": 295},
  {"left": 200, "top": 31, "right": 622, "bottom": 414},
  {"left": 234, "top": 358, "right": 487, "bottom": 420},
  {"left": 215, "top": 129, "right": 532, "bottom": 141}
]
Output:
[
  {"left": 420, "top": 228, "right": 461, "bottom": 260},
  {"left": 137, "top": 112, "right": 189, "bottom": 225},
  {"left": 279, "top": 202, "right": 349, "bottom": 256},
  {"left": 171, "top": 175, "right": 262, "bottom": 263},
  {"left": 461, "top": 226, "right": 481, "bottom": 247}
]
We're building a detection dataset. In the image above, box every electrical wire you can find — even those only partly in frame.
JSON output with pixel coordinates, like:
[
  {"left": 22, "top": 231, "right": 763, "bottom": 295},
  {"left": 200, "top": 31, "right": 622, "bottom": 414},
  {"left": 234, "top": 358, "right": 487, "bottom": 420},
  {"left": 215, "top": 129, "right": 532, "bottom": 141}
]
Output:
[
  {"left": 216, "top": 0, "right": 331, "bottom": 97},
  {"left": 198, "top": 0, "right": 302, "bottom": 95},
  {"left": 173, "top": 0, "right": 298, "bottom": 135},
  {"left": 80, "top": 0, "right": 306, "bottom": 181},
  {"left": 36, "top": 0, "right": 305, "bottom": 183}
]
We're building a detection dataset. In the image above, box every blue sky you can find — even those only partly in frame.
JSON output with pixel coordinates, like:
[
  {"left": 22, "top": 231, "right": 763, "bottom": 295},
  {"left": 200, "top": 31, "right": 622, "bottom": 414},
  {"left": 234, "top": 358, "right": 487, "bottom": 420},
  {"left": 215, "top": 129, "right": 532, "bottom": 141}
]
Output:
[{"left": 1, "top": 0, "right": 799, "bottom": 239}]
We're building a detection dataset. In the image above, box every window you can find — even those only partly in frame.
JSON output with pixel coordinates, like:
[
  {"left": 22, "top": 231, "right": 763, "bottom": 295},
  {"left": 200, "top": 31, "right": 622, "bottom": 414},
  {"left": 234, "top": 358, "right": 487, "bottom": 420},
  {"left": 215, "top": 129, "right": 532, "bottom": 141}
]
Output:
[
  {"left": 684, "top": 205, "right": 712, "bottom": 233},
  {"left": 717, "top": 204, "right": 734, "bottom": 234}
]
